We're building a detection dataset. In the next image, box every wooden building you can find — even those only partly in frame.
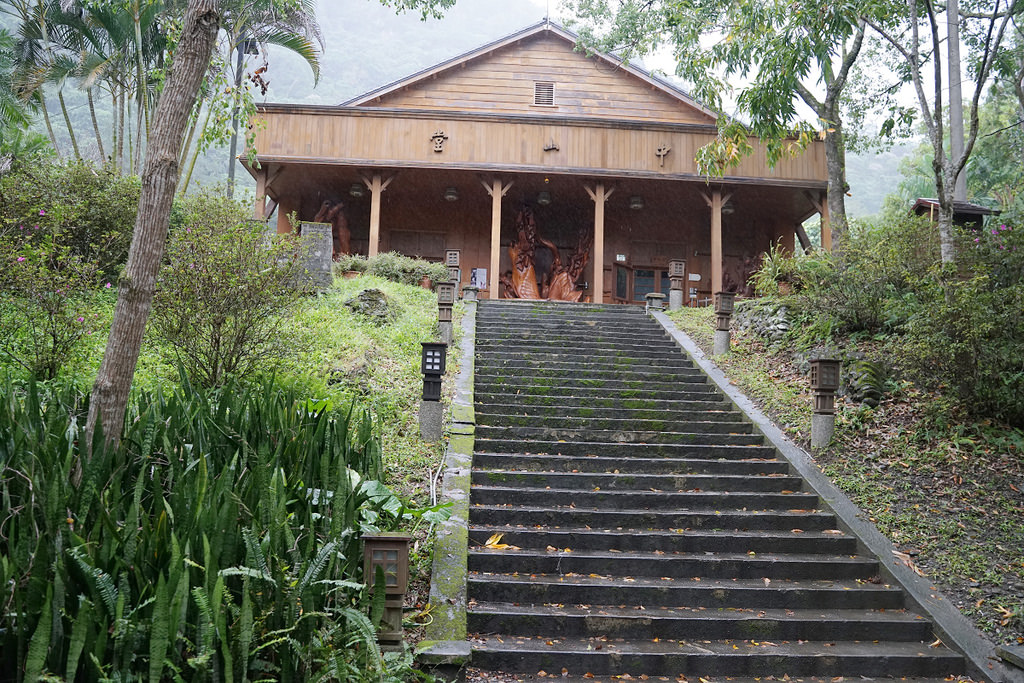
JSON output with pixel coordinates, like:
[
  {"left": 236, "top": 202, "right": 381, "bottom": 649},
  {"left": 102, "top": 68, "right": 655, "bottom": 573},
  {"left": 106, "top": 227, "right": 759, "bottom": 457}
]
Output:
[{"left": 246, "top": 20, "right": 828, "bottom": 303}]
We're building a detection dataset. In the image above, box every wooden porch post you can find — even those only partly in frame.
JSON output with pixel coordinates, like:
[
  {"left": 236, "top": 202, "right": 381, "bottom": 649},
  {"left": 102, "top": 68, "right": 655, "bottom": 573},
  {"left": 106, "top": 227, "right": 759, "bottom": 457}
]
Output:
[
  {"left": 363, "top": 173, "right": 394, "bottom": 258},
  {"left": 254, "top": 166, "right": 267, "bottom": 220},
  {"left": 702, "top": 189, "right": 731, "bottom": 295},
  {"left": 819, "top": 191, "right": 832, "bottom": 251},
  {"left": 585, "top": 183, "right": 614, "bottom": 304},
  {"left": 482, "top": 178, "right": 513, "bottom": 300}
]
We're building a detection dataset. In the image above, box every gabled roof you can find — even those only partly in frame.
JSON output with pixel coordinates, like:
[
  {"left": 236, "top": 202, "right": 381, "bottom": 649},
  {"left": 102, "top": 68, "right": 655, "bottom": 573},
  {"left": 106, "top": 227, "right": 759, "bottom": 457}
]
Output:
[{"left": 341, "top": 19, "right": 719, "bottom": 120}]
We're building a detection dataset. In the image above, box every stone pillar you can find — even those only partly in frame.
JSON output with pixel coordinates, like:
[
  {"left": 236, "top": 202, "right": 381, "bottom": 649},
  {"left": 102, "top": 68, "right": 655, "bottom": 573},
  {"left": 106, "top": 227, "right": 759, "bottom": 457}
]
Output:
[
  {"left": 810, "top": 358, "right": 841, "bottom": 451},
  {"left": 712, "top": 291, "right": 735, "bottom": 356},
  {"left": 298, "top": 221, "right": 333, "bottom": 291},
  {"left": 669, "top": 259, "right": 686, "bottom": 311}
]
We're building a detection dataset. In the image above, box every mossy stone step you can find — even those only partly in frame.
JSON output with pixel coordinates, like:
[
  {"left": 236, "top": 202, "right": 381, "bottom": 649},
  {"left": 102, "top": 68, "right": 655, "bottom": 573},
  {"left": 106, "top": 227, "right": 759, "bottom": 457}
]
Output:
[
  {"left": 472, "top": 452, "right": 789, "bottom": 476},
  {"left": 466, "top": 573, "right": 907, "bottom": 610},
  {"left": 476, "top": 368, "right": 706, "bottom": 385},
  {"left": 468, "top": 604, "right": 932, "bottom": 642},
  {"left": 475, "top": 357, "right": 698, "bottom": 373},
  {"left": 472, "top": 383, "right": 719, "bottom": 400},
  {"left": 473, "top": 394, "right": 727, "bottom": 411},
  {"left": 473, "top": 427, "right": 761, "bottom": 447},
  {"left": 473, "top": 439, "right": 776, "bottom": 459},
  {"left": 470, "top": 486, "right": 817, "bottom": 511},
  {"left": 467, "top": 548, "right": 877, "bottom": 581},
  {"left": 467, "top": 525, "right": 856, "bottom": 555},
  {"left": 470, "top": 470, "right": 800, "bottom": 492},
  {"left": 469, "top": 504, "right": 839, "bottom": 532},
  {"left": 476, "top": 348, "right": 688, "bottom": 362},
  {"left": 475, "top": 405, "right": 742, "bottom": 422},
  {"left": 468, "top": 636, "right": 963, "bottom": 679},
  {"left": 476, "top": 415, "right": 751, "bottom": 433}
]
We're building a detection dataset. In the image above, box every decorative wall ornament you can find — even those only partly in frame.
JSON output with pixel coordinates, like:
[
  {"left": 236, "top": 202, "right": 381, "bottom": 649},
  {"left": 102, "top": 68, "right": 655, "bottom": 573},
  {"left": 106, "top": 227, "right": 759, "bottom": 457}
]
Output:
[
  {"left": 656, "top": 144, "right": 671, "bottom": 167},
  {"left": 543, "top": 138, "right": 560, "bottom": 152},
  {"left": 431, "top": 130, "right": 448, "bottom": 152}
]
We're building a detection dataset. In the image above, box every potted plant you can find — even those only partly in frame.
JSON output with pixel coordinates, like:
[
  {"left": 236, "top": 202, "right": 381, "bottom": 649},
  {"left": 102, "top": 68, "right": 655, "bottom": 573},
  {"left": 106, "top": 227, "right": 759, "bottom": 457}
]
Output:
[{"left": 334, "top": 253, "right": 368, "bottom": 279}]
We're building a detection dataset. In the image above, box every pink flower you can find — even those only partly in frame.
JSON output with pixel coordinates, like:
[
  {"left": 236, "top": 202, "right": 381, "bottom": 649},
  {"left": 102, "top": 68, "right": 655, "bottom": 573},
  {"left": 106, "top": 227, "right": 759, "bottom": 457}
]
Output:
[
  {"left": 38, "top": 209, "right": 45, "bottom": 216},
  {"left": 17, "top": 256, "right": 25, "bottom": 262},
  {"left": 77, "top": 316, "right": 84, "bottom": 322},
  {"left": 105, "top": 282, "right": 112, "bottom": 288}
]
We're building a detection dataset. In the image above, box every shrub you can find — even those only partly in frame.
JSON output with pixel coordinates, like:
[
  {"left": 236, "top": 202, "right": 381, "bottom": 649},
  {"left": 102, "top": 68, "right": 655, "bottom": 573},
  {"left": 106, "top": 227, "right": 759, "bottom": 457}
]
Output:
[
  {"left": 150, "top": 191, "right": 304, "bottom": 387},
  {"left": 0, "top": 236, "right": 104, "bottom": 379},
  {"left": 367, "top": 251, "right": 450, "bottom": 287},
  {"left": 0, "top": 377, "right": 441, "bottom": 682},
  {"left": 0, "top": 160, "right": 139, "bottom": 278},
  {"left": 334, "top": 252, "right": 369, "bottom": 274}
]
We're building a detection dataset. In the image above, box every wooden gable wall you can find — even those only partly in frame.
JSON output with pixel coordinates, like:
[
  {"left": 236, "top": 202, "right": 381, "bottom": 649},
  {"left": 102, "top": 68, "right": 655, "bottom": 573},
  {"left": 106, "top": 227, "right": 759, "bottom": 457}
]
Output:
[{"left": 364, "top": 33, "right": 716, "bottom": 125}]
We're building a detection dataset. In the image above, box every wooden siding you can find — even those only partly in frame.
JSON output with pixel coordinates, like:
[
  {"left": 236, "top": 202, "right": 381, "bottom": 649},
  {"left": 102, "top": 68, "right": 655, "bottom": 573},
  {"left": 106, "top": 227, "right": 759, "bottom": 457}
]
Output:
[
  {"left": 363, "top": 33, "right": 715, "bottom": 124},
  {"left": 252, "top": 107, "right": 826, "bottom": 186}
]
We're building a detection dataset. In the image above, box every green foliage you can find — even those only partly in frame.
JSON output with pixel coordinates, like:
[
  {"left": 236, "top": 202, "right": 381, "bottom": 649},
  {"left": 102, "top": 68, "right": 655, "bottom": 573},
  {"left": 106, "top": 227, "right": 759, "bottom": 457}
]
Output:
[
  {"left": 0, "top": 375, "right": 439, "bottom": 682},
  {"left": 334, "top": 252, "right": 369, "bottom": 274},
  {"left": 152, "top": 190, "right": 304, "bottom": 388},
  {"left": 366, "top": 251, "right": 450, "bottom": 287},
  {"left": 0, "top": 160, "right": 140, "bottom": 277},
  {"left": 0, "top": 236, "right": 104, "bottom": 379},
  {"left": 746, "top": 213, "right": 1024, "bottom": 426}
]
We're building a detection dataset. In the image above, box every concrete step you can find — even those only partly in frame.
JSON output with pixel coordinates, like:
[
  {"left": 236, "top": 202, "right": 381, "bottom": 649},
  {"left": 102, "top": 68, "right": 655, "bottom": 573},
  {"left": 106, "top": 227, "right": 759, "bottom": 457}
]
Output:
[
  {"left": 476, "top": 365, "right": 705, "bottom": 383},
  {"left": 469, "top": 505, "right": 838, "bottom": 532},
  {"left": 476, "top": 415, "right": 751, "bottom": 433},
  {"left": 476, "top": 424, "right": 758, "bottom": 444},
  {"left": 473, "top": 385, "right": 721, "bottom": 402},
  {"left": 470, "top": 470, "right": 801, "bottom": 493},
  {"left": 465, "top": 573, "right": 907, "bottom": 610},
  {"left": 475, "top": 424, "right": 756, "bottom": 442},
  {"left": 468, "top": 636, "right": 963, "bottom": 678},
  {"left": 468, "top": 526, "right": 857, "bottom": 555},
  {"left": 474, "top": 394, "right": 728, "bottom": 411},
  {"left": 476, "top": 405, "right": 744, "bottom": 422},
  {"left": 471, "top": 486, "right": 816, "bottom": 511},
  {"left": 472, "top": 439, "right": 776, "bottom": 460},
  {"left": 476, "top": 339, "right": 684, "bottom": 354},
  {"left": 475, "top": 352, "right": 695, "bottom": 369},
  {"left": 475, "top": 370, "right": 709, "bottom": 386},
  {"left": 467, "top": 548, "right": 876, "bottom": 580},
  {"left": 477, "top": 350, "right": 688, "bottom": 366},
  {"left": 468, "top": 603, "right": 933, "bottom": 642},
  {"left": 471, "top": 453, "right": 790, "bottom": 476}
]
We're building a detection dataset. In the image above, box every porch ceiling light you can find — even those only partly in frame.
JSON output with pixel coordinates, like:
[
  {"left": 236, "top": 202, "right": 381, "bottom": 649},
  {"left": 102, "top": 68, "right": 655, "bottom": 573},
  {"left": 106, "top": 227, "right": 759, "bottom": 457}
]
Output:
[
  {"left": 349, "top": 183, "right": 365, "bottom": 198},
  {"left": 537, "top": 190, "right": 552, "bottom": 206},
  {"left": 444, "top": 187, "right": 459, "bottom": 202},
  {"left": 721, "top": 200, "right": 735, "bottom": 215},
  {"left": 629, "top": 195, "right": 645, "bottom": 210}
]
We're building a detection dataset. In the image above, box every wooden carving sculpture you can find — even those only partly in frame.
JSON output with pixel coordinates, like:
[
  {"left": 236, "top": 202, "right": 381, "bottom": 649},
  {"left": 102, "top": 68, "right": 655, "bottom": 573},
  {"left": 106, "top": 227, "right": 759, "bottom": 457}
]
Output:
[
  {"left": 505, "top": 205, "right": 593, "bottom": 301},
  {"left": 313, "top": 199, "right": 351, "bottom": 259},
  {"left": 508, "top": 206, "right": 541, "bottom": 299},
  {"left": 541, "top": 228, "right": 592, "bottom": 302}
]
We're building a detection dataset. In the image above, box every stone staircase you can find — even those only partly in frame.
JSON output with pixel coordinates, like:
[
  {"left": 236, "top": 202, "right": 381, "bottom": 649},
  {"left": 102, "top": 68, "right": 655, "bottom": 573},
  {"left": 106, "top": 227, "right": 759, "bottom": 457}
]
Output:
[{"left": 465, "top": 299, "right": 965, "bottom": 681}]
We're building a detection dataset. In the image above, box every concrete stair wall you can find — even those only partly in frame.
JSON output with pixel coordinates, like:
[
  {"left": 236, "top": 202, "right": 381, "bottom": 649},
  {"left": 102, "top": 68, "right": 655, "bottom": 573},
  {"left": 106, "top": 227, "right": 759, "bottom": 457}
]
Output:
[{"left": 465, "top": 299, "right": 965, "bottom": 680}]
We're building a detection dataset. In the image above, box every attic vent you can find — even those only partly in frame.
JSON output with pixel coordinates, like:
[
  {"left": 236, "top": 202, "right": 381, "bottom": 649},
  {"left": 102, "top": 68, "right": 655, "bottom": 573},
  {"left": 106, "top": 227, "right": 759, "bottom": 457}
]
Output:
[{"left": 534, "top": 81, "right": 555, "bottom": 106}]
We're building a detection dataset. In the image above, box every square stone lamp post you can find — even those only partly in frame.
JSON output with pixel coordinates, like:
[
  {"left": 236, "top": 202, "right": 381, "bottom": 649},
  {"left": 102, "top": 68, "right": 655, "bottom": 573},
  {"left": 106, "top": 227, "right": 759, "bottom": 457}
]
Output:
[
  {"left": 810, "top": 357, "right": 841, "bottom": 451},
  {"left": 437, "top": 281, "right": 456, "bottom": 345},
  {"left": 419, "top": 342, "right": 447, "bottom": 442},
  {"left": 712, "top": 291, "right": 736, "bottom": 356},
  {"left": 362, "top": 532, "right": 412, "bottom": 648},
  {"left": 668, "top": 259, "right": 686, "bottom": 311}
]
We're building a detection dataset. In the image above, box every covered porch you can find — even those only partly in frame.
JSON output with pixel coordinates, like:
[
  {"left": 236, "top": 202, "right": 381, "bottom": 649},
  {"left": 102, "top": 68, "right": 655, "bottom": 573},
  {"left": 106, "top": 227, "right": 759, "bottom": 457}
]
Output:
[{"left": 249, "top": 104, "right": 828, "bottom": 303}]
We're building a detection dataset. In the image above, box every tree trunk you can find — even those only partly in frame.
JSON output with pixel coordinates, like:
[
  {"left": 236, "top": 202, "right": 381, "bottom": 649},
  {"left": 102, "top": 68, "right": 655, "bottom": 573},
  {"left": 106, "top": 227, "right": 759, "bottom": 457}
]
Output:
[
  {"left": 226, "top": 40, "right": 244, "bottom": 198},
  {"left": 87, "top": 0, "right": 221, "bottom": 447},
  {"left": 57, "top": 90, "right": 81, "bottom": 160},
  {"left": 39, "top": 94, "right": 61, "bottom": 158},
  {"left": 822, "top": 117, "right": 848, "bottom": 252},
  {"left": 88, "top": 88, "right": 106, "bottom": 161}
]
